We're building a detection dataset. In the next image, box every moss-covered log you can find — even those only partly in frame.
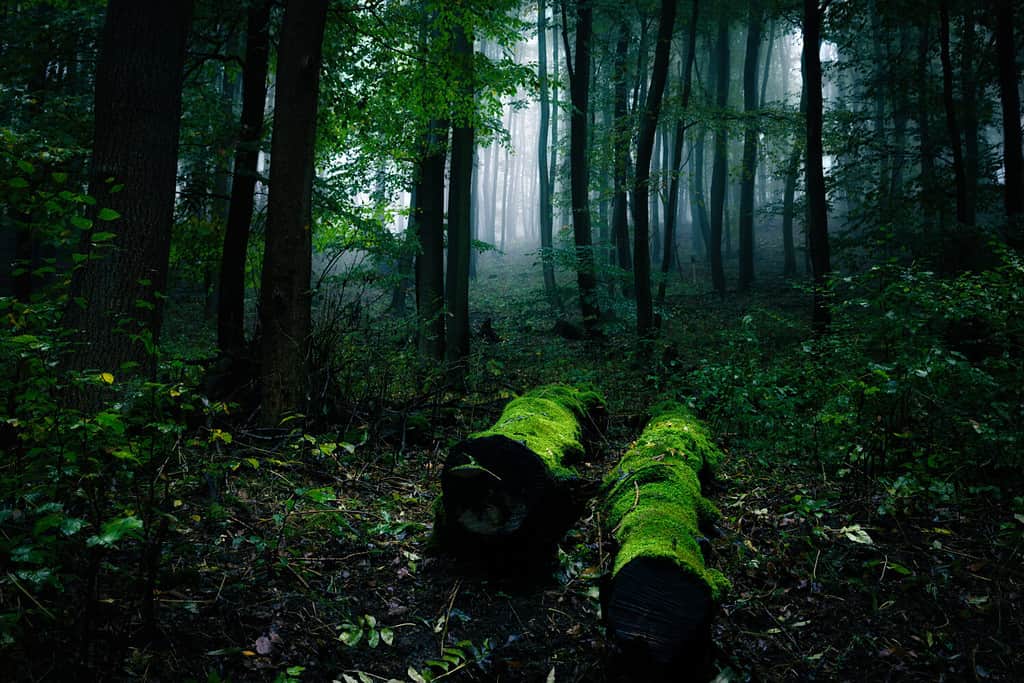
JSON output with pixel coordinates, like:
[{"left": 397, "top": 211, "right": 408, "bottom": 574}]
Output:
[
  {"left": 600, "top": 401, "right": 728, "bottom": 678},
  {"left": 436, "top": 384, "right": 605, "bottom": 566}
]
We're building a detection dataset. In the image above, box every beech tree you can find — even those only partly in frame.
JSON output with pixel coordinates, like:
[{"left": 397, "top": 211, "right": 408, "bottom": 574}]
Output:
[
  {"left": 632, "top": 0, "right": 678, "bottom": 337},
  {"left": 804, "top": 0, "right": 831, "bottom": 331},
  {"left": 564, "top": 0, "right": 600, "bottom": 332},
  {"left": 217, "top": 0, "right": 272, "bottom": 358},
  {"left": 258, "top": 0, "right": 328, "bottom": 424},
  {"left": 65, "top": 1, "right": 193, "bottom": 379}
]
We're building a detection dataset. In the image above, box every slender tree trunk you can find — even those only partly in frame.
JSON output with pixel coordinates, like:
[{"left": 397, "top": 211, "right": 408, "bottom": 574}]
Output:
[
  {"left": 445, "top": 25, "right": 474, "bottom": 384},
  {"left": 803, "top": 0, "right": 831, "bottom": 332},
  {"left": 938, "top": 0, "right": 967, "bottom": 231},
  {"left": 690, "top": 125, "right": 710, "bottom": 259},
  {"left": 917, "top": 19, "right": 937, "bottom": 236},
  {"left": 611, "top": 26, "right": 633, "bottom": 297},
  {"left": 564, "top": 0, "right": 600, "bottom": 331},
  {"left": 633, "top": 0, "right": 677, "bottom": 337},
  {"left": 415, "top": 119, "right": 448, "bottom": 361},
  {"left": 961, "top": 10, "right": 978, "bottom": 227},
  {"left": 258, "top": 0, "right": 328, "bottom": 424},
  {"left": 994, "top": 0, "right": 1022, "bottom": 247},
  {"left": 656, "top": 0, "right": 699, "bottom": 327},
  {"left": 709, "top": 12, "right": 729, "bottom": 293},
  {"left": 537, "top": 0, "right": 558, "bottom": 306},
  {"left": 218, "top": 0, "right": 271, "bottom": 356},
  {"left": 65, "top": 0, "right": 193, "bottom": 381},
  {"left": 781, "top": 80, "right": 805, "bottom": 278},
  {"left": 739, "top": 0, "right": 763, "bottom": 291}
]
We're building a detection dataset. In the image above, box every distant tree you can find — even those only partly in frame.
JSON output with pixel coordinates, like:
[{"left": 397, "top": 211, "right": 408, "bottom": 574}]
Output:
[
  {"left": 564, "top": 0, "right": 600, "bottom": 331},
  {"left": 258, "top": 0, "right": 328, "bottom": 425},
  {"left": 656, "top": 0, "right": 699, "bottom": 328},
  {"left": 738, "top": 0, "right": 763, "bottom": 291},
  {"left": 994, "top": 0, "right": 1022, "bottom": 248},
  {"left": 217, "top": 0, "right": 271, "bottom": 357},
  {"left": 610, "top": 25, "right": 633, "bottom": 298},
  {"left": 537, "top": 0, "right": 558, "bottom": 308},
  {"left": 64, "top": 0, "right": 193, "bottom": 380},
  {"left": 632, "top": 0, "right": 678, "bottom": 337},
  {"left": 803, "top": 0, "right": 831, "bottom": 331},
  {"left": 708, "top": 11, "right": 729, "bottom": 293}
]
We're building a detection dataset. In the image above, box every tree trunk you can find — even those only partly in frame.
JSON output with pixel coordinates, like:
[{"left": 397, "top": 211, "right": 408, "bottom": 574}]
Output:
[
  {"left": 917, "top": 18, "right": 937, "bottom": 237},
  {"left": 601, "top": 402, "right": 726, "bottom": 678},
  {"left": 656, "top": 0, "right": 699, "bottom": 328},
  {"left": 633, "top": 0, "right": 678, "bottom": 337},
  {"left": 565, "top": 0, "right": 600, "bottom": 331},
  {"left": 738, "top": 0, "right": 763, "bottom": 291},
  {"left": 938, "top": 0, "right": 967, "bottom": 232},
  {"left": 415, "top": 119, "right": 448, "bottom": 362},
  {"left": 611, "top": 26, "right": 633, "bottom": 298},
  {"left": 258, "top": 0, "right": 328, "bottom": 425},
  {"left": 217, "top": 0, "right": 271, "bottom": 357},
  {"left": 445, "top": 25, "right": 474, "bottom": 384},
  {"left": 960, "top": 10, "right": 978, "bottom": 227},
  {"left": 65, "top": 0, "right": 193, "bottom": 381},
  {"left": 803, "top": 0, "right": 831, "bottom": 332},
  {"left": 690, "top": 124, "right": 710, "bottom": 260},
  {"left": 709, "top": 12, "right": 730, "bottom": 293},
  {"left": 994, "top": 0, "right": 1022, "bottom": 247},
  {"left": 538, "top": 0, "right": 558, "bottom": 307},
  {"left": 436, "top": 385, "right": 606, "bottom": 569}
]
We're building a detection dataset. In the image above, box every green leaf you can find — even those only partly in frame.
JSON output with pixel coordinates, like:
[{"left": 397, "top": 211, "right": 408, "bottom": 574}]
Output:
[
  {"left": 367, "top": 628, "right": 380, "bottom": 648},
  {"left": 70, "top": 215, "right": 93, "bottom": 230},
  {"left": 338, "top": 628, "right": 362, "bottom": 647},
  {"left": 8, "top": 177, "right": 29, "bottom": 188},
  {"left": 407, "top": 667, "right": 428, "bottom": 683},
  {"left": 91, "top": 231, "right": 116, "bottom": 242},
  {"left": 97, "top": 208, "right": 121, "bottom": 221},
  {"left": 86, "top": 516, "right": 143, "bottom": 548},
  {"left": 379, "top": 626, "right": 394, "bottom": 646},
  {"left": 51, "top": 172, "right": 68, "bottom": 184},
  {"left": 60, "top": 517, "right": 87, "bottom": 536},
  {"left": 841, "top": 525, "right": 874, "bottom": 545},
  {"left": 17, "top": 160, "right": 35, "bottom": 174}
]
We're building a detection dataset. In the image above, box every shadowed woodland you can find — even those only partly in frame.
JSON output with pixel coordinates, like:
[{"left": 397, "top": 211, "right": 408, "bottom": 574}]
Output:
[{"left": 1, "top": 0, "right": 1023, "bottom": 681}]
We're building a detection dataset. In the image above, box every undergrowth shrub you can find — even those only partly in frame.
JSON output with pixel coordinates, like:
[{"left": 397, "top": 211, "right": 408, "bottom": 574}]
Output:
[{"left": 681, "top": 251, "right": 1023, "bottom": 503}]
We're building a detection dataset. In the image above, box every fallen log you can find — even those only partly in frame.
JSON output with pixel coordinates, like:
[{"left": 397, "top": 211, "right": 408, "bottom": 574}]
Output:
[
  {"left": 435, "top": 384, "right": 605, "bottom": 567},
  {"left": 601, "top": 401, "right": 729, "bottom": 679}
]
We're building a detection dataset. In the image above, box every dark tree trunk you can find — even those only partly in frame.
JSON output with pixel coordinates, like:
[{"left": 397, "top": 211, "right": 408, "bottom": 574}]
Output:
[
  {"left": 690, "top": 124, "right": 710, "bottom": 259},
  {"left": 65, "top": 0, "right": 193, "bottom": 380},
  {"left": 738, "top": 0, "right": 763, "bottom": 291},
  {"left": 917, "top": 18, "right": 937, "bottom": 236},
  {"left": 633, "top": 0, "right": 678, "bottom": 337},
  {"left": 656, "top": 0, "right": 699, "bottom": 328},
  {"left": 938, "top": 0, "right": 967, "bottom": 231},
  {"left": 415, "top": 119, "right": 449, "bottom": 362},
  {"left": 217, "top": 0, "right": 271, "bottom": 356},
  {"left": 709, "top": 12, "right": 729, "bottom": 293},
  {"left": 538, "top": 0, "right": 558, "bottom": 307},
  {"left": 782, "top": 81, "right": 806, "bottom": 278},
  {"left": 961, "top": 10, "right": 978, "bottom": 227},
  {"left": 803, "top": 0, "right": 831, "bottom": 332},
  {"left": 994, "top": 0, "right": 1023, "bottom": 247},
  {"left": 445, "top": 25, "right": 474, "bottom": 384},
  {"left": 564, "top": 0, "right": 600, "bottom": 331},
  {"left": 611, "top": 26, "right": 633, "bottom": 297},
  {"left": 258, "top": 0, "right": 328, "bottom": 425}
]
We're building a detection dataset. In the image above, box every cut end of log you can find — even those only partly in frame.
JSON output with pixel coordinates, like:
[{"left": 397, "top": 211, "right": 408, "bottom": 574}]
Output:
[
  {"left": 441, "top": 435, "right": 550, "bottom": 537},
  {"left": 605, "top": 556, "right": 713, "bottom": 671}
]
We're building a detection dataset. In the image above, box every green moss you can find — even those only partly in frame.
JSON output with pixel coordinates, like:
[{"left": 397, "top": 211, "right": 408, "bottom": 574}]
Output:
[
  {"left": 601, "top": 401, "right": 729, "bottom": 602},
  {"left": 618, "top": 401, "right": 723, "bottom": 477},
  {"left": 469, "top": 384, "right": 604, "bottom": 480}
]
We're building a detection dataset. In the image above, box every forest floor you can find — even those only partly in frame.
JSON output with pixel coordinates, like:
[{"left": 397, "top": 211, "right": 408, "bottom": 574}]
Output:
[{"left": 125, "top": 254, "right": 1022, "bottom": 683}]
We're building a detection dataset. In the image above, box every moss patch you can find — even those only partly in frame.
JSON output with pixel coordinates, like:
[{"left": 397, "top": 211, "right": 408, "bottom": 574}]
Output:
[
  {"left": 602, "top": 401, "right": 729, "bottom": 602},
  {"left": 469, "top": 384, "right": 604, "bottom": 480}
]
